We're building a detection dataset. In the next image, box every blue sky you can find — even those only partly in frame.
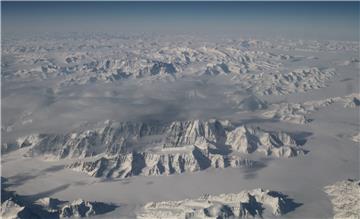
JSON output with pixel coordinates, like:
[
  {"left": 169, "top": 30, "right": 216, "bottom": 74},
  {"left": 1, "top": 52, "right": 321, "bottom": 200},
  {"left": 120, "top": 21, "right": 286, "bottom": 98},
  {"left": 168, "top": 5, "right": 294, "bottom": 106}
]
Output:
[{"left": 2, "top": 2, "right": 359, "bottom": 40}]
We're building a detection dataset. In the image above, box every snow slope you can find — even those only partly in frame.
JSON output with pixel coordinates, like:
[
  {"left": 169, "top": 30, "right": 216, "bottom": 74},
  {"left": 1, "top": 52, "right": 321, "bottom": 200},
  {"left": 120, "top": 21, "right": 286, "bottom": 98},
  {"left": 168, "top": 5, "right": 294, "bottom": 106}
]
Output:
[
  {"left": 324, "top": 179, "right": 360, "bottom": 219},
  {"left": 138, "top": 188, "right": 300, "bottom": 219},
  {"left": 2, "top": 33, "right": 359, "bottom": 219}
]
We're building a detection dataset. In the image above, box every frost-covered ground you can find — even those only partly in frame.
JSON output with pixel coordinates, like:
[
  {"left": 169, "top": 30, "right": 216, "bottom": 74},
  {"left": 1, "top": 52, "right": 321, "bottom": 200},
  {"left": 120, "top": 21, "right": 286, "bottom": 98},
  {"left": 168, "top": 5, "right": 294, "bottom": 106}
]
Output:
[
  {"left": 1, "top": 33, "right": 359, "bottom": 218},
  {"left": 324, "top": 179, "right": 360, "bottom": 219}
]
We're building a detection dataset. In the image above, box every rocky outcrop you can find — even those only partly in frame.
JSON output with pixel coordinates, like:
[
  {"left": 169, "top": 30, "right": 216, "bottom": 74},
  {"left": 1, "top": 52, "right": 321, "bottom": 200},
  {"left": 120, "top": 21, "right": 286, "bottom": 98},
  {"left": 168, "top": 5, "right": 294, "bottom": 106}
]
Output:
[
  {"left": 1, "top": 198, "right": 38, "bottom": 219},
  {"left": 233, "top": 67, "right": 336, "bottom": 96},
  {"left": 324, "top": 179, "right": 360, "bottom": 219},
  {"left": 4, "top": 34, "right": 352, "bottom": 102},
  {"left": 341, "top": 93, "right": 360, "bottom": 108},
  {"left": 68, "top": 146, "right": 254, "bottom": 178},
  {"left": 204, "top": 63, "right": 231, "bottom": 76},
  {"left": 163, "top": 119, "right": 227, "bottom": 148},
  {"left": 137, "top": 188, "right": 300, "bottom": 219},
  {"left": 263, "top": 103, "right": 312, "bottom": 124},
  {"left": 4, "top": 119, "right": 307, "bottom": 178},
  {"left": 263, "top": 93, "right": 359, "bottom": 124},
  {"left": 66, "top": 122, "right": 305, "bottom": 178},
  {"left": 6, "top": 119, "right": 305, "bottom": 159},
  {"left": 34, "top": 197, "right": 117, "bottom": 218},
  {"left": 59, "top": 199, "right": 96, "bottom": 218},
  {"left": 1, "top": 192, "right": 117, "bottom": 219},
  {"left": 3, "top": 120, "right": 165, "bottom": 158},
  {"left": 226, "top": 126, "right": 302, "bottom": 157}
]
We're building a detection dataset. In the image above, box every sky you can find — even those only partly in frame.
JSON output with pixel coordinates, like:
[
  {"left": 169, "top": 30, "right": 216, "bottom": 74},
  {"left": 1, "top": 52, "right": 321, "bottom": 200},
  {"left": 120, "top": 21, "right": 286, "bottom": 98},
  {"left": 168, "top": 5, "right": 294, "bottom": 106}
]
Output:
[{"left": 1, "top": 1, "right": 359, "bottom": 40}]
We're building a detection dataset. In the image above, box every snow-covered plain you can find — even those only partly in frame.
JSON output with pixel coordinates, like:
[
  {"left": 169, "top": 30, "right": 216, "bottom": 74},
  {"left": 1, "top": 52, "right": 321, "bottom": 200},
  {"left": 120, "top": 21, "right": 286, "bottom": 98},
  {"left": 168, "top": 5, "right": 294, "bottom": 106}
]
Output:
[{"left": 1, "top": 33, "right": 359, "bottom": 218}]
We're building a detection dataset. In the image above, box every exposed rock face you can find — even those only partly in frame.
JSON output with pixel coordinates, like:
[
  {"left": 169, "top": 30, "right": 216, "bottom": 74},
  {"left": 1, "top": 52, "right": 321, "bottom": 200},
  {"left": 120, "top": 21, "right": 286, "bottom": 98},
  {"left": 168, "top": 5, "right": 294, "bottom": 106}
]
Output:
[
  {"left": 59, "top": 199, "right": 96, "bottom": 218},
  {"left": 64, "top": 120, "right": 306, "bottom": 178},
  {"left": 1, "top": 174, "right": 116, "bottom": 219},
  {"left": 3, "top": 34, "right": 344, "bottom": 97},
  {"left": 233, "top": 67, "right": 336, "bottom": 96},
  {"left": 68, "top": 146, "right": 254, "bottom": 178},
  {"left": 6, "top": 120, "right": 165, "bottom": 159},
  {"left": 1, "top": 134, "right": 44, "bottom": 154},
  {"left": 324, "top": 179, "right": 360, "bottom": 219},
  {"left": 204, "top": 63, "right": 231, "bottom": 76},
  {"left": 4, "top": 119, "right": 307, "bottom": 178},
  {"left": 226, "top": 126, "right": 302, "bottom": 157},
  {"left": 1, "top": 198, "right": 37, "bottom": 219},
  {"left": 342, "top": 93, "right": 360, "bottom": 108},
  {"left": 1, "top": 187, "right": 40, "bottom": 219},
  {"left": 263, "top": 102, "right": 311, "bottom": 124},
  {"left": 34, "top": 197, "right": 65, "bottom": 213},
  {"left": 164, "top": 119, "right": 227, "bottom": 148},
  {"left": 263, "top": 93, "right": 360, "bottom": 124},
  {"left": 3, "top": 38, "right": 282, "bottom": 85},
  {"left": 5, "top": 119, "right": 305, "bottom": 159},
  {"left": 137, "top": 188, "right": 300, "bottom": 219},
  {"left": 1, "top": 192, "right": 116, "bottom": 219},
  {"left": 34, "top": 197, "right": 117, "bottom": 218}
]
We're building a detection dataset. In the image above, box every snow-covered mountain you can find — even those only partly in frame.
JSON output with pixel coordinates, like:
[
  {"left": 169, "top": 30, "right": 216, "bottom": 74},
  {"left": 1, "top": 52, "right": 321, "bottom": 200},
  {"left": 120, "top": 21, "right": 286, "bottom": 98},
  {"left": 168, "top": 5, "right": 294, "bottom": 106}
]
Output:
[
  {"left": 263, "top": 93, "right": 360, "bottom": 124},
  {"left": 2, "top": 34, "right": 343, "bottom": 96},
  {"left": 235, "top": 67, "right": 335, "bottom": 96},
  {"left": 68, "top": 146, "right": 254, "bottom": 178},
  {"left": 138, "top": 188, "right": 300, "bottom": 219},
  {"left": 2, "top": 119, "right": 307, "bottom": 178},
  {"left": 1, "top": 198, "right": 37, "bottom": 219},
  {"left": 1, "top": 187, "right": 117, "bottom": 219},
  {"left": 2, "top": 31, "right": 359, "bottom": 219},
  {"left": 37, "top": 198, "right": 116, "bottom": 218},
  {"left": 3, "top": 120, "right": 166, "bottom": 157},
  {"left": 4, "top": 119, "right": 306, "bottom": 159},
  {"left": 226, "top": 126, "right": 303, "bottom": 157}
]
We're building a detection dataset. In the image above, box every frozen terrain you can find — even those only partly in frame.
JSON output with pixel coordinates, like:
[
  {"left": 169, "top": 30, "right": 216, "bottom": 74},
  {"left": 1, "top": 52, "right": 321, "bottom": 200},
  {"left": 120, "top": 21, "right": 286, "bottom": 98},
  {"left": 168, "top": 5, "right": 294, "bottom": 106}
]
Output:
[
  {"left": 263, "top": 93, "right": 360, "bottom": 124},
  {"left": 324, "top": 179, "right": 360, "bottom": 219},
  {"left": 138, "top": 188, "right": 301, "bottom": 219},
  {"left": 1, "top": 32, "right": 359, "bottom": 219},
  {"left": 1, "top": 181, "right": 117, "bottom": 219}
]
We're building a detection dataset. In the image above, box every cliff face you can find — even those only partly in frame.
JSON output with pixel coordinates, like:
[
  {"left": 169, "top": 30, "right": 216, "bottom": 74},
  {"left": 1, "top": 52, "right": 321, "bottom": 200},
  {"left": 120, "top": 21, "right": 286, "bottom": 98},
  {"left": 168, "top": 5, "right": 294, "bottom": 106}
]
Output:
[
  {"left": 68, "top": 146, "right": 254, "bottom": 178},
  {"left": 226, "top": 126, "right": 301, "bottom": 157},
  {"left": 3, "top": 120, "right": 166, "bottom": 158},
  {"left": 164, "top": 119, "right": 227, "bottom": 148},
  {"left": 4, "top": 119, "right": 306, "bottom": 179}
]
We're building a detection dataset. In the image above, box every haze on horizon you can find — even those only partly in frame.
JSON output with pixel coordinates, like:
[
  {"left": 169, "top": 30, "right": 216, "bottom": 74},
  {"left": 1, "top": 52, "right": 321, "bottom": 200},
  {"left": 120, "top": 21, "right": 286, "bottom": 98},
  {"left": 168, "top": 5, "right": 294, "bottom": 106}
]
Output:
[{"left": 2, "top": 1, "right": 359, "bottom": 41}]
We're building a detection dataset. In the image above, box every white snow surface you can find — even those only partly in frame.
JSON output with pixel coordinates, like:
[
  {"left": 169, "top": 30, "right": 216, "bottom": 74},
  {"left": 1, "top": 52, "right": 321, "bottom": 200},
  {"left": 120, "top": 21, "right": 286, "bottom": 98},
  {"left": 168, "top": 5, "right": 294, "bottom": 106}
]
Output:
[
  {"left": 138, "top": 188, "right": 299, "bottom": 219},
  {"left": 263, "top": 93, "right": 360, "bottom": 124},
  {"left": 2, "top": 33, "right": 359, "bottom": 219},
  {"left": 324, "top": 179, "right": 360, "bottom": 219}
]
